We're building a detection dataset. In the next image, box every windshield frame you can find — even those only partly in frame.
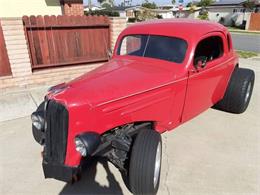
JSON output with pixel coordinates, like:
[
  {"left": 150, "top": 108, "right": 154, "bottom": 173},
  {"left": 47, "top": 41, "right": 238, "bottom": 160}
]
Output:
[{"left": 116, "top": 34, "right": 188, "bottom": 64}]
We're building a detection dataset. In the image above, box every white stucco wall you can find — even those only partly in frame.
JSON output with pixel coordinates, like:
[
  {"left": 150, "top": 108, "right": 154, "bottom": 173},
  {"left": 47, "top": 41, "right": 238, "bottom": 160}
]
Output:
[
  {"left": 119, "top": 11, "right": 127, "bottom": 18},
  {"left": 207, "top": 7, "right": 249, "bottom": 26},
  {"left": 160, "top": 12, "right": 174, "bottom": 19},
  {"left": 0, "top": 0, "right": 62, "bottom": 17}
]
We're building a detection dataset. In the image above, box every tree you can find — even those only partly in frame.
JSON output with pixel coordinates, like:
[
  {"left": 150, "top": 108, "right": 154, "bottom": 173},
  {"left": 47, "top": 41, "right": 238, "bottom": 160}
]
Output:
[
  {"left": 102, "top": 2, "right": 113, "bottom": 9},
  {"left": 186, "top": 2, "right": 192, "bottom": 7},
  {"left": 197, "top": 0, "right": 214, "bottom": 7},
  {"left": 172, "top": 0, "right": 176, "bottom": 5},
  {"left": 243, "top": 0, "right": 256, "bottom": 10},
  {"left": 98, "top": 0, "right": 114, "bottom": 7},
  {"left": 142, "top": 0, "right": 157, "bottom": 9},
  {"left": 136, "top": 9, "right": 157, "bottom": 21},
  {"left": 197, "top": 12, "right": 209, "bottom": 20}
]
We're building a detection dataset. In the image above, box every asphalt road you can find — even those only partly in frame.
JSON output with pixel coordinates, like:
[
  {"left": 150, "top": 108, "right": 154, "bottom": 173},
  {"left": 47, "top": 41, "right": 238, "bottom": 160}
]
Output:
[
  {"left": 231, "top": 33, "right": 260, "bottom": 53},
  {"left": 0, "top": 58, "right": 259, "bottom": 195}
]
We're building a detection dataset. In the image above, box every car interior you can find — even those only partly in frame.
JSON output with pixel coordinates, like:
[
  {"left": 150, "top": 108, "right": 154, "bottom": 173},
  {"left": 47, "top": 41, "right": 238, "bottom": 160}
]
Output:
[{"left": 194, "top": 36, "right": 224, "bottom": 67}]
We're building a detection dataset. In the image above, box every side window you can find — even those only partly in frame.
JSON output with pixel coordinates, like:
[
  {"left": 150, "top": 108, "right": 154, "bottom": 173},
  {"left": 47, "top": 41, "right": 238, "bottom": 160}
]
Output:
[
  {"left": 194, "top": 36, "right": 224, "bottom": 65},
  {"left": 119, "top": 35, "right": 143, "bottom": 56}
]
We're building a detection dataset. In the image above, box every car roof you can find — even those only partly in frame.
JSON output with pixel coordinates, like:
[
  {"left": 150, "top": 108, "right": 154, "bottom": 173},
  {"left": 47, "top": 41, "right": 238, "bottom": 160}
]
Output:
[{"left": 122, "top": 19, "right": 228, "bottom": 41}]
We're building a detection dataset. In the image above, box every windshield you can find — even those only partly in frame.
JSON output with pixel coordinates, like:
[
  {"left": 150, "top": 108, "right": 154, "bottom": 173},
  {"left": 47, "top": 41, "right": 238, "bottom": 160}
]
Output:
[{"left": 117, "top": 35, "right": 187, "bottom": 64}]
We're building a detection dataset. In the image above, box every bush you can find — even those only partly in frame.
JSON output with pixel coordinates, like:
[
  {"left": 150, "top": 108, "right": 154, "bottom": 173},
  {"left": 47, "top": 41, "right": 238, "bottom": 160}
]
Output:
[
  {"left": 128, "top": 18, "right": 136, "bottom": 23},
  {"left": 85, "top": 10, "right": 120, "bottom": 17},
  {"left": 197, "top": 13, "right": 209, "bottom": 20},
  {"left": 156, "top": 15, "right": 163, "bottom": 19}
]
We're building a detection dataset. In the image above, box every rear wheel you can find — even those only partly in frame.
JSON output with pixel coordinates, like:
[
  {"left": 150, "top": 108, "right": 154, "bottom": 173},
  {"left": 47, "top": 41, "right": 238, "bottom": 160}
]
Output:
[
  {"left": 214, "top": 67, "right": 255, "bottom": 114},
  {"left": 126, "top": 128, "right": 162, "bottom": 195}
]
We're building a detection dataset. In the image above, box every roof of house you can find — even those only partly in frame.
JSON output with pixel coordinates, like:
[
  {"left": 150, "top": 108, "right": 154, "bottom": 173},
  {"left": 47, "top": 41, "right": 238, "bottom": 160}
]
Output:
[
  {"left": 112, "top": 6, "right": 133, "bottom": 11},
  {"left": 210, "top": 0, "right": 246, "bottom": 6},
  {"left": 125, "top": 6, "right": 173, "bottom": 13},
  {"left": 84, "top": 4, "right": 101, "bottom": 8}
]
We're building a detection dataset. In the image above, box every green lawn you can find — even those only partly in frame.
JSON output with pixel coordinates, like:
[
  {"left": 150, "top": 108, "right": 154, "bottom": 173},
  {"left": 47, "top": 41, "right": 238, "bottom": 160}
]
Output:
[
  {"left": 228, "top": 27, "right": 260, "bottom": 35},
  {"left": 236, "top": 50, "right": 259, "bottom": 58}
]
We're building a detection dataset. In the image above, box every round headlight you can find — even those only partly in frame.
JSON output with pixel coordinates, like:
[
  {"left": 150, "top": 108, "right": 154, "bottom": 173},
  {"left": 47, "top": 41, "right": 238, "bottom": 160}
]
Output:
[
  {"left": 75, "top": 137, "right": 87, "bottom": 157},
  {"left": 31, "top": 113, "right": 44, "bottom": 131}
]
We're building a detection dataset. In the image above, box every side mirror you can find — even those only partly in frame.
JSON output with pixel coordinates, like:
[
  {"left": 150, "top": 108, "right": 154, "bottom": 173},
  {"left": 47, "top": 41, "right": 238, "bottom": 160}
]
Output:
[{"left": 194, "top": 56, "right": 207, "bottom": 69}]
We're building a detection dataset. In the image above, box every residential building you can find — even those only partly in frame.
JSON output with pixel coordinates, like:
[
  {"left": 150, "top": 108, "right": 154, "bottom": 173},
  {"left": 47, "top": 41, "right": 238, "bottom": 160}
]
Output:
[
  {"left": 125, "top": 6, "right": 174, "bottom": 19},
  {"left": 84, "top": 4, "right": 104, "bottom": 12},
  {"left": 0, "top": 0, "right": 126, "bottom": 91},
  {"left": 206, "top": 0, "right": 255, "bottom": 26}
]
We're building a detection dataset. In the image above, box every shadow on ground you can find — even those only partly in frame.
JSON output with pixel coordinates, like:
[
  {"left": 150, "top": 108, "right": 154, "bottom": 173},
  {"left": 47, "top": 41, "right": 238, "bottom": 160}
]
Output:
[{"left": 59, "top": 157, "right": 124, "bottom": 195}]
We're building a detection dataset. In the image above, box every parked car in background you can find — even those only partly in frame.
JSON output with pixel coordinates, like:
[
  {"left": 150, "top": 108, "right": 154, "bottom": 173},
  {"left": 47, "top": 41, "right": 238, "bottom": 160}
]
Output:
[{"left": 31, "top": 19, "right": 255, "bottom": 195}]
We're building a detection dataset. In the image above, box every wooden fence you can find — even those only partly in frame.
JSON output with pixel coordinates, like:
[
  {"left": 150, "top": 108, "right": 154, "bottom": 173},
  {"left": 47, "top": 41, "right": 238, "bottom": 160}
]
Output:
[
  {"left": 0, "top": 20, "right": 12, "bottom": 76},
  {"left": 248, "top": 13, "right": 260, "bottom": 31},
  {"left": 22, "top": 15, "right": 110, "bottom": 69}
]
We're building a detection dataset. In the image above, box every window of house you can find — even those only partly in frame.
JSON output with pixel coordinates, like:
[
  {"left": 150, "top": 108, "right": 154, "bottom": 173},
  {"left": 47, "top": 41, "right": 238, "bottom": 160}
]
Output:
[{"left": 194, "top": 36, "right": 224, "bottom": 66}]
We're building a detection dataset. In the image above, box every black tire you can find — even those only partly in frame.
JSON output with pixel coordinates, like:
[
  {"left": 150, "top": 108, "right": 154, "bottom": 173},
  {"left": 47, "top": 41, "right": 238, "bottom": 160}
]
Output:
[
  {"left": 214, "top": 67, "right": 255, "bottom": 114},
  {"left": 128, "top": 128, "right": 162, "bottom": 195}
]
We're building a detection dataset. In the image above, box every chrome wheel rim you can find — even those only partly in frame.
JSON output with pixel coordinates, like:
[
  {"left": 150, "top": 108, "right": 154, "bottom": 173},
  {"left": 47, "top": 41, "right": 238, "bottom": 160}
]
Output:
[
  {"left": 245, "top": 82, "right": 252, "bottom": 103},
  {"left": 154, "top": 142, "right": 161, "bottom": 188}
]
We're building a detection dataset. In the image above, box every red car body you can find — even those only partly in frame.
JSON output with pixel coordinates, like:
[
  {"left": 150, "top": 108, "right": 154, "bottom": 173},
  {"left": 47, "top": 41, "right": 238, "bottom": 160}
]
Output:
[
  {"left": 33, "top": 19, "right": 240, "bottom": 184},
  {"left": 49, "top": 19, "right": 237, "bottom": 167}
]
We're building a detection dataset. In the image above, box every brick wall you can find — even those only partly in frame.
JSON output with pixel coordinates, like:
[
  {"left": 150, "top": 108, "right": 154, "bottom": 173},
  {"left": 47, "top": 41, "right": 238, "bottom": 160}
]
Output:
[
  {"left": 0, "top": 18, "right": 32, "bottom": 89},
  {"left": 248, "top": 13, "right": 260, "bottom": 31},
  {"left": 61, "top": 0, "right": 84, "bottom": 16},
  {"left": 110, "top": 17, "right": 127, "bottom": 51},
  {"left": 0, "top": 17, "right": 127, "bottom": 93}
]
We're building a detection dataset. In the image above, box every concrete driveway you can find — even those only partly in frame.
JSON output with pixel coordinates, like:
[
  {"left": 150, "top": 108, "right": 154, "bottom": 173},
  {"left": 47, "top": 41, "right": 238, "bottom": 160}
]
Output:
[{"left": 0, "top": 58, "right": 259, "bottom": 195}]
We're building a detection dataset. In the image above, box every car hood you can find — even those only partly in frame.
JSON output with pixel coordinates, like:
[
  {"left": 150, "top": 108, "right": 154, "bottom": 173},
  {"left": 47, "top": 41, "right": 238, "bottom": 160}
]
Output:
[{"left": 50, "top": 57, "right": 186, "bottom": 107}]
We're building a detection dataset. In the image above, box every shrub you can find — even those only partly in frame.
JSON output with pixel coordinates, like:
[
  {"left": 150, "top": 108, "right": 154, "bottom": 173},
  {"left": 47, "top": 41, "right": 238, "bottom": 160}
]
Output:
[
  {"left": 128, "top": 18, "right": 136, "bottom": 23},
  {"left": 197, "top": 12, "right": 209, "bottom": 20},
  {"left": 156, "top": 15, "right": 163, "bottom": 19},
  {"left": 85, "top": 10, "right": 120, "bottom": 17}
]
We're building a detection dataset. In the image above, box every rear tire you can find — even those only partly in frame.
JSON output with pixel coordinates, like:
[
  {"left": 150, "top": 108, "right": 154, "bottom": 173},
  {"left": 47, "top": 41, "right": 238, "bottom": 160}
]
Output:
[
  {"left": 127, "top": 128, "right": 162, "bottom": 195},
  {"left": 214, "top": 67, "right": 255, "bottom": 114}
]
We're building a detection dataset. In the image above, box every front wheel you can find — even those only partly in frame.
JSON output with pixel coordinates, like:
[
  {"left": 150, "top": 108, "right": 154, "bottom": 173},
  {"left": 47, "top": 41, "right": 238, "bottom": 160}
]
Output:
[{"left": 127, "top": 128, "right": 162, "bottom": 195}]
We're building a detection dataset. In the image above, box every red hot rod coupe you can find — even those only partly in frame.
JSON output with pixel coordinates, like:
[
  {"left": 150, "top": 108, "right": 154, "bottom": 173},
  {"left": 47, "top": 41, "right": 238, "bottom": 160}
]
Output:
[{"left": 32, "top": 19, "right": 255, "bottom": 195}]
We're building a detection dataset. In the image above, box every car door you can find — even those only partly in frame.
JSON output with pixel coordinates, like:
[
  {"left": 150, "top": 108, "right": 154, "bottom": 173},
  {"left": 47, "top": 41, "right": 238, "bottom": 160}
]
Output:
[{"left": 182, "top": 32, "right": 233, "bottom": 123}]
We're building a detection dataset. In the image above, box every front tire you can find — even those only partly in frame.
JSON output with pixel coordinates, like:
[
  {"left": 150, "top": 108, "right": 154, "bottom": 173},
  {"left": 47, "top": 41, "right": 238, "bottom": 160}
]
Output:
[
  {"left": 214, "top": 67, "right": 255, "bottom": 114},
  {"left": 128, "top": 128, "right": 162, "bottom": 195}
]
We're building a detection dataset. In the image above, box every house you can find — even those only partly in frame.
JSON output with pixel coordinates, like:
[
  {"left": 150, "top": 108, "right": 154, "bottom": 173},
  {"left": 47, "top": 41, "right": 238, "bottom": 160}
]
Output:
[
  {"left": 206, "top": 0, "right": 255, "bottom": 26},
  {"left": 125, "top": 6, "right": 174, "bottom": 19},
  {"left": 171, "top": 6, "right": 201, "bottom": 19},
  {"left": 84, "top": 4, "right": 104, "bottom": 12},
  {"left": 0, "top": 0, "right": 62, "bottom": 17},
  {"left": 125, "top": 6, "right": 142, "bottom": 18},
  {"left": 158, "top": 4, "right": 177, "bottom": 10},
  {"left": 0, "top": 0, "right": 84, "bottom": 17},
  {"left": 112, "top": 6, "right": 133, "bottom": 17},
  {"left": 0, "top": 0, "right": 127, "bottom": 91}
]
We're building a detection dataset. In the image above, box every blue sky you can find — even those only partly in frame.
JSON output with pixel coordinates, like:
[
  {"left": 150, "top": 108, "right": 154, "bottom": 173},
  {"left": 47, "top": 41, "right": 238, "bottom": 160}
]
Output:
[{"left": 83, "top": 0, "right": 192, "bottom": 6}]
